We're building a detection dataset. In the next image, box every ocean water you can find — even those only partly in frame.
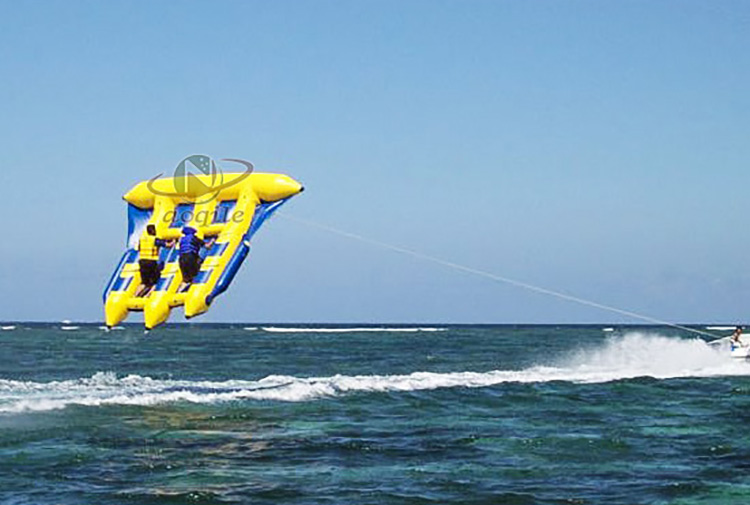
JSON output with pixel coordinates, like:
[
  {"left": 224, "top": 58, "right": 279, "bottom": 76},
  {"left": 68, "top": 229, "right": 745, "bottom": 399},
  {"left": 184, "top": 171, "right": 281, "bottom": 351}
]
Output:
[{"left": 0, "top": 324, "right": 749, "bottom": 505}]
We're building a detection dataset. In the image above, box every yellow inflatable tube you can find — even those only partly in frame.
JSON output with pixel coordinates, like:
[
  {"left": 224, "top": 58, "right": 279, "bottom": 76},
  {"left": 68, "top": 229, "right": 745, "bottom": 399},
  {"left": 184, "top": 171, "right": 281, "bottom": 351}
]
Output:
[{"left": 103, "top": 172, "right": 303, "bottom": 329}]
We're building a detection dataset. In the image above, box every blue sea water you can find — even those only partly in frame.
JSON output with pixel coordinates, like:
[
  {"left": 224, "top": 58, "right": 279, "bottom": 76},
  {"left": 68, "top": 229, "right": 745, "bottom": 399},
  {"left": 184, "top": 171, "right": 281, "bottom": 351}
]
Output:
[{"left": 0, "top": 324, "right": 749, "bottom": 504}]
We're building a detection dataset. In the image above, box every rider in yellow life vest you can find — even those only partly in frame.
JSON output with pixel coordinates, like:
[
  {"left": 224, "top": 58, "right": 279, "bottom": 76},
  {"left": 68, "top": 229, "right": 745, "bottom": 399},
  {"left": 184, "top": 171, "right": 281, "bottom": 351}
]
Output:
[
  {"left": 135, "top": 224, "right": 172, "bottom": 297},
  {"left": 139, "top": 233, "right": 160, "bottom": 261}
]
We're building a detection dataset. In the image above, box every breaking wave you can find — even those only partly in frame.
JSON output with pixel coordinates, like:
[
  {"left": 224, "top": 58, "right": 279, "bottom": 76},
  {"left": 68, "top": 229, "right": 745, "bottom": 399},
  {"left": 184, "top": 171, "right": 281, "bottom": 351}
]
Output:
[
  {"left": 260, "top": 327, "right": 446, "bottom": 333},
  {"left": 1, "top": 333, "right": 747, "bottom": 414}
]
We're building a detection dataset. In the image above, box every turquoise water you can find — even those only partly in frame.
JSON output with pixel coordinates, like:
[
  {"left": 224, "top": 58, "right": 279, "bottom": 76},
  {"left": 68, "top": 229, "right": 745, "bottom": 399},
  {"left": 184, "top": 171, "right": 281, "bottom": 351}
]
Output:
[{"left": 0, "top": 324, "right": 749, "bottom": 504}]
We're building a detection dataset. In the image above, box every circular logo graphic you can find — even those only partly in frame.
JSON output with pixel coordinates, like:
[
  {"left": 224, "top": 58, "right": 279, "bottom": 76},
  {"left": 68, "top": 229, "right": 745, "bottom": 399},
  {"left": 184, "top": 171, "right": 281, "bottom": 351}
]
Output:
[{"left": 147, "top": 155, "right": 254, "bottom": 204}]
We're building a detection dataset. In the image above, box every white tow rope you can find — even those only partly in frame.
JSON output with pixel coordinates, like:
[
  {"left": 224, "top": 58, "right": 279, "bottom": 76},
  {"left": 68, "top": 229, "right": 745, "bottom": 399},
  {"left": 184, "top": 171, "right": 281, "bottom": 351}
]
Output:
[{"left": 280, "top": 213, "right": 720, "bottom": 340}]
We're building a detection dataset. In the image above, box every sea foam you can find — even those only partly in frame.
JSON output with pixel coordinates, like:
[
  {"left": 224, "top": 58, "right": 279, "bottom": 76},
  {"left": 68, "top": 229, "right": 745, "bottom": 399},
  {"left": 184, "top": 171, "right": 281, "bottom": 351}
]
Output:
[
  {"left": 260, "top": 327, "right": 446, "bottom": 333},
  {"left": 1, "top": 333, "right": 746, "bottom": 414}
]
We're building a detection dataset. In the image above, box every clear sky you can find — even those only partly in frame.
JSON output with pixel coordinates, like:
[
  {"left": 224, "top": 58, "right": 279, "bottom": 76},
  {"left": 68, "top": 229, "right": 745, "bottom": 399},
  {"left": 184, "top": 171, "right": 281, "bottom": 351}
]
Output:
[{"left": 0, "top": 0, "right": 748, "bottom": 324}]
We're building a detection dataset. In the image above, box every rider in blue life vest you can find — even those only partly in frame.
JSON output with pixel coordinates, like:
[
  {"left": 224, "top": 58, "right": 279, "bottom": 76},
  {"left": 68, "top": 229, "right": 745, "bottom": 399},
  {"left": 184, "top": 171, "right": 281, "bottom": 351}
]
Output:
[{"left": 178, "top": 226, "right": 215, "bottom": 285}]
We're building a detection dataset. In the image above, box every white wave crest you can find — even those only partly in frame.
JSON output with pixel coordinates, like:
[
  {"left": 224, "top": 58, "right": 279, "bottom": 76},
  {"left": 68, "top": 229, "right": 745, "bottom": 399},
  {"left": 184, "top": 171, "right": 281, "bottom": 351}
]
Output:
[
  {"left": 0, "top": 333, "right": 746, "bottom": 414},
  {"left": 261, "top": 327, "right": 446, "bottom": 333}
]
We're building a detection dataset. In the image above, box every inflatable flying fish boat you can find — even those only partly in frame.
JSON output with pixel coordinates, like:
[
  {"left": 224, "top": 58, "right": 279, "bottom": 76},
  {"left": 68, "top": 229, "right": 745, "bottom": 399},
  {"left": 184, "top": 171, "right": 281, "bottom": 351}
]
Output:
[{"left": 103, "top": 171, "right": 303, "bottom": 329}]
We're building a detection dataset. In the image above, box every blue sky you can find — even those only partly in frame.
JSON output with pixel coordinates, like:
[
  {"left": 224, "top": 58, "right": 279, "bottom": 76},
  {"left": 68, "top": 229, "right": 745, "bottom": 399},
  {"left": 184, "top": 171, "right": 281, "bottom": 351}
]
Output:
[{"left": 0, "top": 0, "right": 748, "bottom": 323}]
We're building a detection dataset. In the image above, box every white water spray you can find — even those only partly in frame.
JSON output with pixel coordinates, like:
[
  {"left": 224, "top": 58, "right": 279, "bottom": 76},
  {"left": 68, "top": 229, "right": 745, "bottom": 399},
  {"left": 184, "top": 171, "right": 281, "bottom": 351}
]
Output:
[{"left": 0, "top": 333, "right": 746, "bottom": 414}]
